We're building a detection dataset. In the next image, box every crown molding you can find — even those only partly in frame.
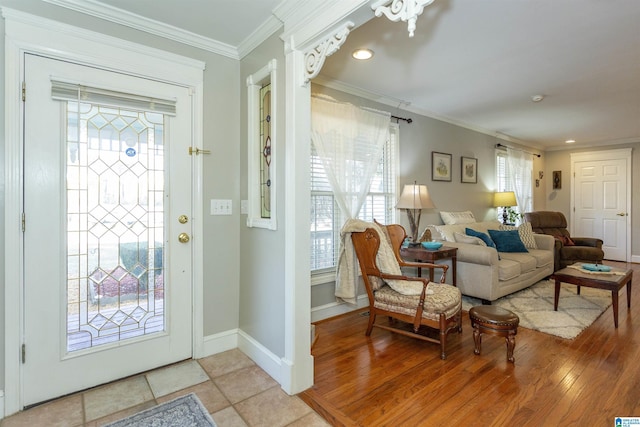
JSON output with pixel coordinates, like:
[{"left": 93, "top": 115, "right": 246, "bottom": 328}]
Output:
[
  {"left": 545, "top": 137, "right": 640, "bottom": 152},
  {"left": 1, "top": 7, "right": 205, "bottom": 72},
  {"left": 278, "top": 0, "right": 370, "bottom": 51},
  {"left": 237, "top": 15, "right": 284, "bottom": 59},
  {"left": 42, "top": 0, "right": 239, "bottom": 59}
]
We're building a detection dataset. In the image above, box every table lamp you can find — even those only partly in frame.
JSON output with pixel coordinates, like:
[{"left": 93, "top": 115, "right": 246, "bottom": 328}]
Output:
[
  {"left": 493, "top": 191, "right": 517, "bottom": 225},
  {"left": 396, "top": 182, "right": 435, "bottom": 245}
]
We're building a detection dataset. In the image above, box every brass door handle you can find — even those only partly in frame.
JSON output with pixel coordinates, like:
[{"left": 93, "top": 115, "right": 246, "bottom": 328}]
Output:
[
  {"left": 616, "top": 212, "right": 628, "bottom": 216},
  {"left": 178, "top": 232, "right": 190, "bottom": 243}
]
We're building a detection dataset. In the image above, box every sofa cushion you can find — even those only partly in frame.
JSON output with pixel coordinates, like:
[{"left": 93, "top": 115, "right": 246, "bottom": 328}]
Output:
[
  {"left": 454, "top": 231, "right": 487, "bottom": 246},
  {"left": 499, "top": 252, "right": 537, "bottom": 273},
  {"left": 496, "top": 258, "right": 521, "bottom": 281},
  {"left": 500, "top": 222, "right": 538, "bottom": 249},
  {"left": 488, "top": 229, "right": 528, "bottom": 253},
  {"left": 466, "top": 228, "right": 497, "bottom": 249},
  {"left": 526, "top": 249, "right": 554, "bottom": 268},
  {"left": 434, "top": 223, "right": 467, "bottom": 242},
  {"left": 433, "top": 221, "right": 501, "bottom": 242},
  {"left": 373, "top": 283, "right": 462, "bottom": 321},
  {"left": 440, "top": 210, "right": 476, "bottom": 225}
]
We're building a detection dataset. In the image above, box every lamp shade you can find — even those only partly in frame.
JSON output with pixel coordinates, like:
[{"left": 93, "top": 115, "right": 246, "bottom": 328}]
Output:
[
  {"left": 396, "top": 184, "right": 435, "bottom": 209},
  {"left": 493, "top": 191, "right": 517, "bottom": 207}
]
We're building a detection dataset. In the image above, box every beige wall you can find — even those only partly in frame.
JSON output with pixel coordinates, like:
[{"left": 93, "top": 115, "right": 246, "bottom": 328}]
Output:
[{"left": 239, "top": 32, "right": 287, "bottom": 356}]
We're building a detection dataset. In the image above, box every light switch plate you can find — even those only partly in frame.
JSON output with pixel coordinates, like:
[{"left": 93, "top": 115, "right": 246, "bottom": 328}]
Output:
[
  {"left": 211, "top": 199, "right": 232, "bottom": 215},
  {"left": 240, "top": 200, "right": 248, "bottom": 214}
]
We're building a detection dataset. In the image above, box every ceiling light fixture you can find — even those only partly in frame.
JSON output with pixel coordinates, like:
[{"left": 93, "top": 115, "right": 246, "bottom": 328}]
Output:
[
  {"left": 565, "top": 139, "right": 576, "bottom": 144},
  {"left": 531, "top": 95, "right": 544, "bottom": 102},
  {"left": 352, "top": 48, "right": 374, "bottom": 60}
]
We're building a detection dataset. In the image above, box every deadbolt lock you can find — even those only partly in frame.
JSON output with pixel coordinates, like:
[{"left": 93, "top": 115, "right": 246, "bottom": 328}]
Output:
[
  {"left": 178, "top": 215, "right": 189, "bottom": 224},
  {"left": 178, "top": 232, "right": 190, "bottom": 243}
]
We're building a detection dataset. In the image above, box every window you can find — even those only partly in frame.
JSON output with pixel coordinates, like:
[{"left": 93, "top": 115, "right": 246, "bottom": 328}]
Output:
[
  {"left": 311, "top": 124, "right": 398, "bottom": 273},
  {"left": 246, "top": 59, "right": 277, "bottom": 230},
  {"left": 497, "top": 150, "right": 532, "bottom": 224},
  {"left": 496, "top": 151, "right": 511, "bottom": 195},
  {"left": 496, "top": 151, "right": 515, "bottom": 223}
]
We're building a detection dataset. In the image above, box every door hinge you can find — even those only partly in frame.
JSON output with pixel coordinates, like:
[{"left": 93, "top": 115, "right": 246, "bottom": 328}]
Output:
[
  {"left": 22, "top": 81, "right": 26, "bottom": 102},
  {"left": 22, "top": 212, "right": 26, "bottom": 232},
  {"left": 188, "top": 147, "right": 211, "bottom": 156},
  {"left": 21, "top": 343, "right": 26, "bottom": 364}
]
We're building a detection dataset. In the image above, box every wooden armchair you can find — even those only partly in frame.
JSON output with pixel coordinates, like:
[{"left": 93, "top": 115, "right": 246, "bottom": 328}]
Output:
[{"left": 351, "top": 226, "right": 462, "bottom": 359}]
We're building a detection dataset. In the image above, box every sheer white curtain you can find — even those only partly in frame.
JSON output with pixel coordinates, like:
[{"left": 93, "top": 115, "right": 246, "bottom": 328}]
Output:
[
  {"left": 311, "top": 95, "right": 391, "bottom": 219},
  {"left": 506, "top": 147, "right": 533, "bottom": 215}
]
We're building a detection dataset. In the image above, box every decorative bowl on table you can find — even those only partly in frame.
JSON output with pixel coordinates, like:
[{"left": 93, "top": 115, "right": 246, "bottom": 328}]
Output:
[
  {"left": 582, "top": 263, "right": 611, "bottom": 272},
  {"left": 421, "top": 241, "right": 443, "bottom": 250}
]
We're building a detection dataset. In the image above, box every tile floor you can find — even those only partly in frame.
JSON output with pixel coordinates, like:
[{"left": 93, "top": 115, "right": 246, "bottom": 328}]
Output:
[{"left": 0, "top": 349, "right": 329, "bottom": 427}]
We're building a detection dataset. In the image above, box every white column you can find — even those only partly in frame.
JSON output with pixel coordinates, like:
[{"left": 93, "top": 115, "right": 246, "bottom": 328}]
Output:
[{"left": 281, "top": 46, "right": 314, "bottom": 394}]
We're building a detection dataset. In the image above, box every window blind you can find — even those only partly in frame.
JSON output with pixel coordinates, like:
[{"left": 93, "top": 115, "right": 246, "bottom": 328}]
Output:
[{"left": 51, "top": 80, "right": 177, "bottom": 116}]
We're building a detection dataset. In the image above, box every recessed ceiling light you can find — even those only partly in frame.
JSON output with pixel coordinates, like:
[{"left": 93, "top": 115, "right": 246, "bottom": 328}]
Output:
[
  {"left": 565, "top": 139, "right": 576, "bottom": 144},
  {"left": 352, "top": 48, "right": 374, "bottom": 60}
]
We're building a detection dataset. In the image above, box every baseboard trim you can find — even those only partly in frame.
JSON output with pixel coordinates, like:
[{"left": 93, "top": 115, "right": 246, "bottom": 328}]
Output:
[
  {"left": 630, "top": 255, "right": 640, "bottom": 264},
  {"left": 237, "top": 330, "right": 283, "bottom": 385},
  {"left": 199, "top": 329, "right": 239, "bottom": 358},
  {"left": 200, "top": 329, "right": 282, "bottom": 387},
  {"left": 311, "top": 294, "right": 369, "bottom": 323}
]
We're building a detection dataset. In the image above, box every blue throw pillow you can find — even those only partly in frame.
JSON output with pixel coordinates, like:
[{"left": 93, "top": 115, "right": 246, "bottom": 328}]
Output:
[
  {"left": 488, "top": 229, "right": 529, "bottom": 253},
  {"left": 465, "top": 228, "right": 496, "bottom": 249}
]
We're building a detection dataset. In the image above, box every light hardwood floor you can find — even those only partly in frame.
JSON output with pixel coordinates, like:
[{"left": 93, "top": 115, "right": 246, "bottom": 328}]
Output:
[{"left": 300, "top": 261, "right": 640, "bottom": 426}]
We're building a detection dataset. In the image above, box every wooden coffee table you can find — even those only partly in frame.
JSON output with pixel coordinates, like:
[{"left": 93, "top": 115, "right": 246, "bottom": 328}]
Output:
[{"left": 550, "top": 265, "right": 632, "bottom": 328}]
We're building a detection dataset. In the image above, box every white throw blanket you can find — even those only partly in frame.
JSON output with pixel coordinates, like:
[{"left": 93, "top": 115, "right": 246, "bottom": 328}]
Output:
[{"left": 335, "top": 219, "right": 428, "bottom": 305}]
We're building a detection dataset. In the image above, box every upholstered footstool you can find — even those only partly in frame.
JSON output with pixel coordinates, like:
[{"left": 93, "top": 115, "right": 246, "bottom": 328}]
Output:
[{"left": 469, "top": 306, "right": 519, "bottom": 363}]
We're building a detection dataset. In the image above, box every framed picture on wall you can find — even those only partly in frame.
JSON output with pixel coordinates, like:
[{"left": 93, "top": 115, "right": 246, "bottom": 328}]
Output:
[
  {"left": 432, "top": 152, "right": 452, "bottom": 182},
  {"left": 461, "top": 157, "right": 478, "bottom": 183}
]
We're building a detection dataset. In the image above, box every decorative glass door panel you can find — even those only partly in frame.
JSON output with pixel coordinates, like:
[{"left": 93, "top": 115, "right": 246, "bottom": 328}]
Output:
[
  {"left": 260, "top": 83, "right": 272, "bottom": 218},
  {"left": 66, "top": 102, "right": 166, "bottom": 352}
]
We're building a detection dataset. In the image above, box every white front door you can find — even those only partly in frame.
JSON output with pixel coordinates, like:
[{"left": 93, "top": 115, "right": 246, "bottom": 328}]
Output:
[
  {"left": 22, "top": 54, "right": 193, "bottom": 406},
  {"left": 572, "top": 152, "right": 630, "bottom": 261}
]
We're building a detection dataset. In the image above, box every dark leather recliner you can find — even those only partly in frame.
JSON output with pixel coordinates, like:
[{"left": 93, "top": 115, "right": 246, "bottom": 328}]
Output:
[{"left": 524, "top": 211, "right": 604, "bottom": 271}]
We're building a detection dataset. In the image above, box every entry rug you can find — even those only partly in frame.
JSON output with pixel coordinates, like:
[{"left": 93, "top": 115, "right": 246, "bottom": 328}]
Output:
[
  {"left": 462, "top": 279, "right": 612, "bottom": 339},
  {"left": 105, "top": 393, "right": 217, "bottom": 427}
]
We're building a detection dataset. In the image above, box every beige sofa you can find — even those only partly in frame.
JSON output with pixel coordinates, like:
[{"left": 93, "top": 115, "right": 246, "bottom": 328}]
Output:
[{"left": 423, "top": 220, "right": 555, "bottom": 303}]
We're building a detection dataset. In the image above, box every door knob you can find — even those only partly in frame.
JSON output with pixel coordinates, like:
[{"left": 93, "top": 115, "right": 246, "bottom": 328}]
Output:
[
  {"left": 616, "top": 212, "right": 628, "bottom": 216},
  {"left": 178, "top": 215, "right": 189, "bottom": 224},
  {"left": 178, "top": 232, "right": 190, "bottom": 243}
]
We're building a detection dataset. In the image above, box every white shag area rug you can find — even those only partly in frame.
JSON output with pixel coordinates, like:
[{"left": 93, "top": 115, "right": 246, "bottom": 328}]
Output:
[
  {"left": 104, "top": 393, "right": 216, "bottom": 427},
  {"left": 462, "top": 279, "right": 612, "bottom": 339}
]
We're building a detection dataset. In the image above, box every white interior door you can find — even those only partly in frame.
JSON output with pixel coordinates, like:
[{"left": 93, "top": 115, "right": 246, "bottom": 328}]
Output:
[
  {"left": 573, "top": 155, "right": 629, "bottom": 261},
  {"left": 22, "top": 54, "right": 193, "bottom": 406}
]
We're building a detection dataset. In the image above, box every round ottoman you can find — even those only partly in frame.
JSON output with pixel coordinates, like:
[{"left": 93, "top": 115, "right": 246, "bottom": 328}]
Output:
[{"left": 469, "top": 305, "right": 519, "bottom": 363}]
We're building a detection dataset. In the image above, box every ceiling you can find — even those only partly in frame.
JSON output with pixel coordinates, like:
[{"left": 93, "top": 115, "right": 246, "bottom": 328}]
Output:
[{"left": 59, "top": 0, "right": 640, "bottom": 150}]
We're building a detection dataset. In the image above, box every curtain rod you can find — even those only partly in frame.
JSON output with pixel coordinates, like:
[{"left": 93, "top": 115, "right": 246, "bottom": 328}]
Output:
[
  {"left": 391, "top": 115, "right": 412, "bottom": 124},
  {"left": 495, "top": 143, "right": 541, "bottom": 158}
]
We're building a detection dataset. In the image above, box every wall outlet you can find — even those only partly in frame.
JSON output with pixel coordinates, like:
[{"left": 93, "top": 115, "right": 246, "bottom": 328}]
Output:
[
  {"left": 240, "top": 200, "right": 248, "bottom": 214},
  {"left": 210, "top": 199, "right": 232, "bottom": 215}
]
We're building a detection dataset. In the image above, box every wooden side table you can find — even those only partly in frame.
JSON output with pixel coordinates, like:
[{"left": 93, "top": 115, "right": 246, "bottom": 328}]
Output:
[{"left": 399, "top": 245, "right": 458, "bottom": 286}]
